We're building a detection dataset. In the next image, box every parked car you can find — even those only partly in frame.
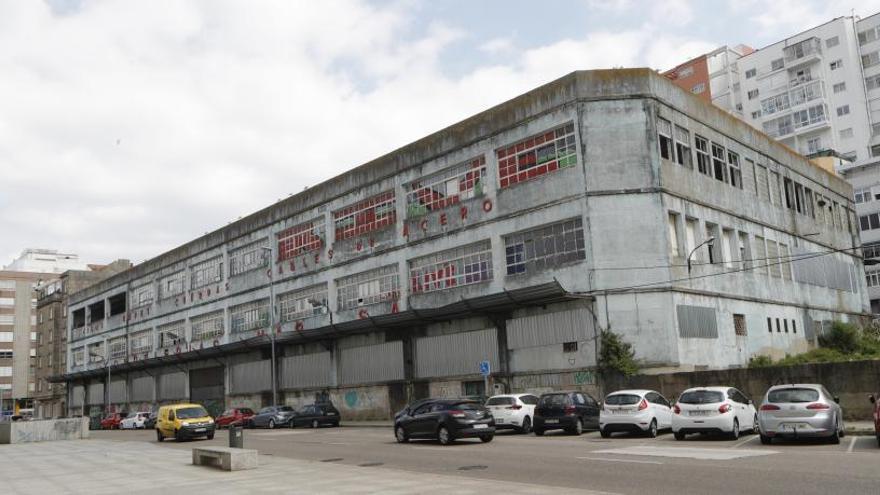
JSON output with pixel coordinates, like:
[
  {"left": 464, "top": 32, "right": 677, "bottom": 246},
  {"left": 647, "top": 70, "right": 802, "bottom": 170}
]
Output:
[
  {"left": 100, "top": 413, "right": 124, "bottom": 430},
  {"left": 215, "top": 408, "right": 256, "bottom": 428},
  {"left": 600, "top": 389, "right": 673, "bottom": 438},
  {"left": 870, "top": 394, "right": 880, "bottom": 447},
  {"left": 247, "top": 405, "right": 297, "bottom": 429},
  {"left": 143, "top": 412, "right": 157, "bottom": 430},
  {"left": 394, "top": 398, "right": 494, "bottom": 445},
  {"left": 484, "top": 394, "right": 539, "bottom": 433},
  {"left": 758, "top": 384, "right": 844, "bottom": 444},
  {"left": 120, "top": 411, "right": 152, "bottom": 430},
  {"left": 155, "top": 403, "right": 215, "bottom": 442},
  {"left": 672, "top": 387, "right": 757, "bottom": 440},
  {"left": 290, "top": 403, "right": 341, "bottom": 428},
  {"left": 533, "top": 391, "right": 600, "bottom": 436}
]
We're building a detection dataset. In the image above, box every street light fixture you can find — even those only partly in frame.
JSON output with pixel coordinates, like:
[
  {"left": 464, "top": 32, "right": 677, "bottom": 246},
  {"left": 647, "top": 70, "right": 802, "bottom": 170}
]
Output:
[
  {"left": 687, "top": 236, "right": 715, "bottom": 274},
  {"left": 259, "top": 247, "right": 278, "bottom": 406}
]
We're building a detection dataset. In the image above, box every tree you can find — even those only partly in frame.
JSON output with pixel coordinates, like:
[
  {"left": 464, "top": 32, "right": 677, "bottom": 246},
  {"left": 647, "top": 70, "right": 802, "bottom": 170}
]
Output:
[{"left": 598, "top": 330, "right": 638, "bottom": 377}]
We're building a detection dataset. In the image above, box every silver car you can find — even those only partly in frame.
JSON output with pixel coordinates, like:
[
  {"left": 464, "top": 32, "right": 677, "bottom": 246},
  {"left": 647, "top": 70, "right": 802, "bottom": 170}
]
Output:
[{"left": 758, "top": 384, "right": 844, "bottom": 444}]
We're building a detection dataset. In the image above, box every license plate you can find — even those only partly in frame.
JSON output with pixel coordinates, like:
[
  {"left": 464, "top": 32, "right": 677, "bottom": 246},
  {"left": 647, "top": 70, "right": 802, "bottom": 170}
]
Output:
[
  {"left": 195, "top": 428, "right": 206, "bottom": 432},
  {"left": 690, "top": 411, "right": 710, "bottom": 417},
  {"left": 473, "top": 424, "right": 488, "bottom": 429},
  {"left": 780, "top": 423, "right": 810, "bottom": 431},
  {"left": 545, "top": 419, "right": 559, "bottom": 424},
  {"left": 495, "top": 419, "right": 506, "bottom": 424},
  {"left": 327, "top": 412, "right": 336, "bottom": 415},
  {"left": 614, "top": 409, "right": 632, "bottom": 415}
]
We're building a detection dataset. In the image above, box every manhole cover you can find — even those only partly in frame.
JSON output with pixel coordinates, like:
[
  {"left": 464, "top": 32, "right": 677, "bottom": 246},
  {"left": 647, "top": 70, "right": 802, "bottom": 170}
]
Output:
[
  {"left": 320, "top": 458, "right": 344, "bottom": 463},
  {"left": 358, "top": 462, "right": 384, "bottom": 467},
  {"left": 457, "top": 465, "right": 488, "bottom": 471}
]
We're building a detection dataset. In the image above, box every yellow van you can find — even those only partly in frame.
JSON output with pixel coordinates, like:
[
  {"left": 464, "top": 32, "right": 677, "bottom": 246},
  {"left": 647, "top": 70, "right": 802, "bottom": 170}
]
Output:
[{"left": 155, "top": 403, "right": 216, "bottom": 442}]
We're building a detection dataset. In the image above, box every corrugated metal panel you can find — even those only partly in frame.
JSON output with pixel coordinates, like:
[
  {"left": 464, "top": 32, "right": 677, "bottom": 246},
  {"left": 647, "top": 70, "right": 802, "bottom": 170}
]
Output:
[
  {"left": 230, "top": 360, "right": 271, "bottom": 394},
  {"left": 130, "top": 376, "right": 154, "bottom": 402},
  {"left": 109, "top": 380, "right": 126, "bottom": 403},
  {"left": 676, "top": 305, "right": 718, "bottom": 339},
  {"left": 71, "top": 385, "right": 85, "bottom": 407},
  {"left": 507, "top": 308, "right": 593, "bottom": 349},
  {"left": 158, "top": 372, "right": 187, "bottom": 400},
  {"left": 87, "top": 383, "right": 104, "bottom": 405},
  {"left": 280, "top": 352, "right": 332, "bottom": 389},
  {"left": 415, "top": 328, "right": 498, "bottom": 378},
  {"left": 339, "top": 341, "right": 404, "bottom": 385}
]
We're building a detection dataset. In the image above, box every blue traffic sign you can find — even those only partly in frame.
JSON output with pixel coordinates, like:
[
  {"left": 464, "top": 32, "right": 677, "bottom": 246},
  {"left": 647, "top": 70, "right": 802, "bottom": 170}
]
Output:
[{"left": 479, "top": 360, "right": 491, "bottom": 377}]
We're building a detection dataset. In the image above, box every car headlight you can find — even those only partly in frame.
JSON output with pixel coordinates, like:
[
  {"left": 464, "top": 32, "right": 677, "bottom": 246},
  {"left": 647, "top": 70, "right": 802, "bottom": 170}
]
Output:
[
  {"left": 207, "top": 419, "right": 214, "bottom": 424},
  {"left": 181, "top": 421, "right": 190, "bottom": 426}
]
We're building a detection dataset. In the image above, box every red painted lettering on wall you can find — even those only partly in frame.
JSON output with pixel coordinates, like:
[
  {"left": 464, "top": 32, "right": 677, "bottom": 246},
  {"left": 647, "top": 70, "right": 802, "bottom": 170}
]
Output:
[
  {"left": 327, "top": 248, "right": 334, "bottom": 259},
  {"left": 356, "top": 241, "right": 363, "bottom": 252},
  {"left": 482, "top": 199, "right": 493, "bottom": 212},
  {"left": 314, "top": 253, "right": 320, "bottom": 264},
  {"left": 419, "top": 219, "right": 428, "bottom": 232},
  {"left": 295, "top": 320, "right": 304, "bottom": 331},
  {"left": 439, "top": 213, "right": 447, "bottom": 226},
  {"left": 460, "top": 206, "right": 468, "bottom": 220},
  {"left": 358, "top": 309, "right": 369, "bottom": 319},
  {"left": 369, "top": 237, "right": 375, "bottom": 248},
  {"left": 402, "top": 224, "right": 409, "bottom": 238},
  {"left": 391, "top": 302, "right": 399, "bottom": 314}
]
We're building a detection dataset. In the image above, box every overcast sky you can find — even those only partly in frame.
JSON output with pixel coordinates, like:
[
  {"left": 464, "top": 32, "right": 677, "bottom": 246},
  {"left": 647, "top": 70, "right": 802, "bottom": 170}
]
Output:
[{"left": 2, "top": 0, "right": 880, "bottom": 268}]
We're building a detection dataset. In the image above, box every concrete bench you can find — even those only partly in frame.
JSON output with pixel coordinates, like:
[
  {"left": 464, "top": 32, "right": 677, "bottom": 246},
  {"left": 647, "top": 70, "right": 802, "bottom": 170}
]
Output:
[{"left": 192, "top": 446, "right": 258, "bottom": 471}]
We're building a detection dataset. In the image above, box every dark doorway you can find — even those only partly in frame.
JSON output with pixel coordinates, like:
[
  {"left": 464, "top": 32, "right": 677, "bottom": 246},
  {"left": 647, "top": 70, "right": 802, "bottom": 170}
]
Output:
[{"left": 190, "top": 366, "right": 224, "bottom": 417}]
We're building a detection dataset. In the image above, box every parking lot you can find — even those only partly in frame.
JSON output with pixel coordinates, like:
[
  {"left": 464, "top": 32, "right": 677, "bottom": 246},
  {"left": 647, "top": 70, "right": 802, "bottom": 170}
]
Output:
[{"left": 93, "top": 425, "right": 880, "bottom": 494}]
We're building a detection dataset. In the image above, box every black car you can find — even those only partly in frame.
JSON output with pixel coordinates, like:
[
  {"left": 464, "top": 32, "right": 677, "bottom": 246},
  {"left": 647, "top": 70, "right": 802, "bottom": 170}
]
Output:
[
  {"left": 247, "top": 405, "right": 296, "bottom": 428},
  {"left": 533, "top": 391, "right": 600, "bottom": 435},
  {"left": 290, "top": 403, "right": 341, "bottom": 428},
  {"left": 143, "top": 412, "right": 157, "bottom": 430},
  {"left": 394, "top": 398, "right": 495, "bottom": 445}
]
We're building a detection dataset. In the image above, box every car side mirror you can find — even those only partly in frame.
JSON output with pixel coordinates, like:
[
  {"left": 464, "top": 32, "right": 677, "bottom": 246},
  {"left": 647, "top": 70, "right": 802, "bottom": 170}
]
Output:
[
  {"left": 834, "top": 397, "right": 840, "bottom": 404},
  {"left": 870, "top": 395, "right": 877, "bottom": 404},
  {"left": 748, "top": 400, "right": 754, "bottom": 406}
]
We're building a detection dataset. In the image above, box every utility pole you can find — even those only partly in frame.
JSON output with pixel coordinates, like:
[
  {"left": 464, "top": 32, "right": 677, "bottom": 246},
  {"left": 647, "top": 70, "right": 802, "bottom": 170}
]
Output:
[{"left": 260, "top": 247, "right": 277, "bottom": 406}]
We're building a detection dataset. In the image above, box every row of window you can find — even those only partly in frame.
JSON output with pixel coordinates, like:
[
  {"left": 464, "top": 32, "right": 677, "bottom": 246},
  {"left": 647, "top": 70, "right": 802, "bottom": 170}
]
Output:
[
  {"left": 767, "top": 317, "right": 798, "bottom": 335},
  {"left": 659, "top": 119, "right": 851, "bottom": 233}
]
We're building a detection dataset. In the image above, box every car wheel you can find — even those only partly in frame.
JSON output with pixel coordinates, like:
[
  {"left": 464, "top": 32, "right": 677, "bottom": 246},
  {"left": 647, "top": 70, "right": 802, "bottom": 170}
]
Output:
[
  {"left": 520, "top": 417, "right": 532, "bottom": 434},
  {"left": 438, "top": 426, "right": 454, "bottom": 445},
  {"left": 534, "top": 428, "right": 545, "bottom": 436},
  {"left": 174, "top": 429, "right": 182, "bottom": 442},
  {"left": 599, "top": 428, "right": 611, "bottom": 439},
  {"left": 207, "top": 432, "right": 214, "bottom": 440},
  {"left": 839, "top": 419, "right": 846, "bottom": 438},
  {"left": 480, "top": 435, "right": 493, "bottom": 443},
  {"left": 829, "top": 420, "right": 841, "bottom": 444},
  {"left": 156, "top": 430, "right": 164, "bottom": 443},
  {"left": 760, "top": 434, "right": 772, "bottom": 445},
  {"left": 876, "top": 435, "right": 880, "bottom": 448},
  {"left": 647, "top": 419, "right": 658, "bottom": 438},
  {"left": 268, "top": 419, "right": 276, "bottom": 429},
  {"left": 753, "top": 415, "right": 759, "bottom": 434},
  {"left": 674, "top": 431, "right": 685, "bottom": 441},
  {"left": 395, "top": 425, "right": 409, "bottom": 443},
  {"left": 729, "top": 419, "right": 740, "bottom": 440},
  {"left": 289, "top": 420, "right": 296, "bottom": 429},
  {"left": 571, "top": 418, "right": 583, "bottom": 436},
  {"left": 312, "top": 420, "right": 319, "bottom": 429}
]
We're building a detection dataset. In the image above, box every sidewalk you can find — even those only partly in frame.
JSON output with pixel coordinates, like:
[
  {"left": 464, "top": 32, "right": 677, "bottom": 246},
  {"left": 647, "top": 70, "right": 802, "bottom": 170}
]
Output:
[{"left": 0, "top": 439, "right": 608, "bottom": 494}]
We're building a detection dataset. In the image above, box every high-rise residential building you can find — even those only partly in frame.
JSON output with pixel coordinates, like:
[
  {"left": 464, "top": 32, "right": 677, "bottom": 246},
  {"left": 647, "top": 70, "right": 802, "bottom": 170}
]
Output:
[
  {"left": 62, "top": 70, "right": 867, "bottom": 421},
  {"left": 664, "top": 45, "right": 754, "bottom": 118},
  {"left": 667, "top": 12, "right": 880, "bottom": 314},
  {"left": 3, "top": 248, "right": 92, "bottom": 274},
  {"left": 0, "top": 270, "right": 52, "bottom": 414},
  {"left": 33, "top": 261, "right": 131, "bottom": 418}
]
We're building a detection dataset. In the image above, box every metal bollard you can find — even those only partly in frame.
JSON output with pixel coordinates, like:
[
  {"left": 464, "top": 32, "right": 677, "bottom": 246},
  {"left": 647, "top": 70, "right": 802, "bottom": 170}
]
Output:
[{"left": 229, "top": 425, "right": 244, "bottom": 449}]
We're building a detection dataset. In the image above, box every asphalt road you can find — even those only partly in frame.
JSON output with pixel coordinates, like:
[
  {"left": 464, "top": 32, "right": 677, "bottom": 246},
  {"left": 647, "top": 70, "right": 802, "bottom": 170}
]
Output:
[{"left": 94, "top": 426, "right": 880, "bottom": 495}]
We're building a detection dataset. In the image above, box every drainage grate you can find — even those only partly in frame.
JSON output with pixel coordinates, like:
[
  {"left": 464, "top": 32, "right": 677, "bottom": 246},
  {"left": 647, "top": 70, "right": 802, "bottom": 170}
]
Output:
[
  {"left": 320, "top": 458, "right": 344, "bottom": 463},
  {"left": 358, "top": 462, "right": 384, "bottom": 467},
  {"left": 457, "top": 465, "right": 488, "bottom": 471}
]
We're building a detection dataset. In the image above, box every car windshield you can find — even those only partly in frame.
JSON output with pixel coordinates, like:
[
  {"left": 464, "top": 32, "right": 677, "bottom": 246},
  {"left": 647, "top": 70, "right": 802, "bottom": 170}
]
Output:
[
  {"left": 539, "top": 394, "right": 568, "bottom": 407},
  {"left": 605, "top": 394, "right": 641, "bottom": 405},
  {"left": 126, "top": 413, "right": 138, "bottom": 418},
  {"left": 176, "top": 407, "right": 209, "bottom": 419},
  {"left": 277, "top": 406, "right": 294, "bottom": 412},
  {"left": 486, "top": 397, "right": 515, "bottom": 406},
  {"left": 679, "top": 390, "right": 724, "bottom": 404},
  {"left": 453, "top": 402, "right": 481, "bottom": 410},
  {"left": 768, "top": 388, "right": 820, "bottom": 403},
  {"left": 240, "top": 408, "right": 254, "bottom": 414}
]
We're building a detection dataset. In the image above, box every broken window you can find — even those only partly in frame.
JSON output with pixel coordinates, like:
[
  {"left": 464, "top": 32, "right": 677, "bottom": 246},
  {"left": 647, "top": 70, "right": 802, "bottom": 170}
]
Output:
[
  {"left": 191, "top": 311, "right": 225, "bottom": 341},
  {"left": 504, "top": 218, "right": 586, "bottom": 276},
  {"left": 727, "top": 151, "right": 741, "bottom": 189},
  {"left": 157, "top": 321, "right": 186, "bottom": 348},
  {"left": 191, "top": 256, "right": 223, "bottom": 290},
  {"left": 674, "top": 126, "right": 692, "bottom": 168},
  {"left": 230, "top": 239, "right": 270, "bottom": 276},
  {"left": 334, "top": 191, "right": 396, "bottom": 242},
  {"left": 695, "top": 135, "right": 711, "bottom": 176},
  {"left": 711, "top": 143, "right": 727, "bottom": 182},
  {"left": 336, "top": 265, "right": 400, "bottom": 310},
  {"left": 409, "top": 240, "right": 493, "bottom": 294},
  {"left": 230, "top": 300, "right": 269, "bottom": 333},
  {"left": 128, "top": 331, "right": 152, "bottom": 355},
  {"left": 108, "top": 337, "right": 127, "bottom": 360},
  {"left": 406, "top": 156, "right": 487, "bottom": 217},
  {"left": 658, "top": 118, "right": 674, "bottom": 161},
  {"left": 129, "top": 284, "right": 153, "bottom": 309},
  {"left": 497, "top": 123, "right": 577, "bottom": 189},
  {"left": 159, "top": 271, "right": 186, "bottom": 300},
  {"left": 278, "top": 284, "right": 329, "bottom": 322},
  {"left": 278, "top": 220, "right": 324, "bottom": 261}
]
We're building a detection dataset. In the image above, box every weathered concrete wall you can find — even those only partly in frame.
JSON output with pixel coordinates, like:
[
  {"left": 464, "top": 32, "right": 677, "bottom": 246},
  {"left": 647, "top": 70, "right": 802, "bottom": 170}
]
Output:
[
  {"left": 328, "top": 385, "right": 390, "bottom": 421},
  {"left": 0, "top": 417, "right": 90, "bottom": 444},
  {"left": 604, "top": 359, "right": 880, "bottom": 421}
]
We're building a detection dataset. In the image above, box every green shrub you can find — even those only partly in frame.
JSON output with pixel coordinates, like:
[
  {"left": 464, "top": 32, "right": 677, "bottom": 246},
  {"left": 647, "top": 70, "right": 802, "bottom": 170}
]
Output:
[
  {"left": 598, "top": 330, "right": 638, "bottom": 377},
  {"left": 817, "top": 321, "right": 860, "bottom": 354},
  {"left": 748, "top": 355, "right": 773, "bottom": 368}
]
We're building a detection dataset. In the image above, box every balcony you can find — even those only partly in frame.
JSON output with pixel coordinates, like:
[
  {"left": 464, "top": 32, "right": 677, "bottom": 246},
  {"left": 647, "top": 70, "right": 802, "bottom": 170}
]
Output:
[{"left": 783, "top": 37, "right": 822, "bottom": 67}]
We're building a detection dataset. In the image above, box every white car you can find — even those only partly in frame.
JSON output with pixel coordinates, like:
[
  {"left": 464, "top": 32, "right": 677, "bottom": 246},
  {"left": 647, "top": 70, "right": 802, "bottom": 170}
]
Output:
[
  {"left": 120, "top": 411, "right": 152, "bottom": 430},
  {"left": 672, "top": 386, "right": 758, "bottom": 440},
  {"left": 600, "top": 389, "right": 673, "bottom": 438},
  {"left": 485, "top": 394, "right": 539, "bottom": 433}
]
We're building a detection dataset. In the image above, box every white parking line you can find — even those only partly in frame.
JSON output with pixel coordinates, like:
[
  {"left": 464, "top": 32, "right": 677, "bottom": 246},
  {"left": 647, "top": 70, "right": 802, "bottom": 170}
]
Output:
[
  {"left": 577, "top": 456, "right": 663, "bottom": 465},
  {"left": 593, "top": 446, "right": 778, "bottom": 460},
  {"left": 847, "top": 436, "right": 857, "bottom": 453},
  {"left": 732, "top": 435, "right": 759, "bottom": 449}
]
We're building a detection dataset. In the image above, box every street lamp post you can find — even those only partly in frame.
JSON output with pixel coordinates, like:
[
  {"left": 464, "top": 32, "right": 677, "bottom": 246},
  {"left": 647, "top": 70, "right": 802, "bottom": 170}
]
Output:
[
  {"left": 259, "top": 247, "right": 277, "bottom": 406},
  {"left": 687, "top": 236, "right": 716, "bottom": 275}
]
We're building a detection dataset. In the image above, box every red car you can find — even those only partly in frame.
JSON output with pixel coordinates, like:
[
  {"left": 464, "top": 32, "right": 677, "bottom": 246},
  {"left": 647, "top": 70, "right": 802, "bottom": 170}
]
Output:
[
  {"left": 100, "top": 413, "right": 124, "bottom": 430},
  {"left": 215, "top": 408, "right": 255, "bottom": 428},
  {"left": 871, "top": 395, "right": 880, "bottom": 447}
]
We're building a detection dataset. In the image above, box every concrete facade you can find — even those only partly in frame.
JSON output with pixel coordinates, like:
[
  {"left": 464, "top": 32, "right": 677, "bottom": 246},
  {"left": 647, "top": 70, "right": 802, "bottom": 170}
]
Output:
[{"left": 63, "top": 69, "right": 869, "bottom": 420}]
